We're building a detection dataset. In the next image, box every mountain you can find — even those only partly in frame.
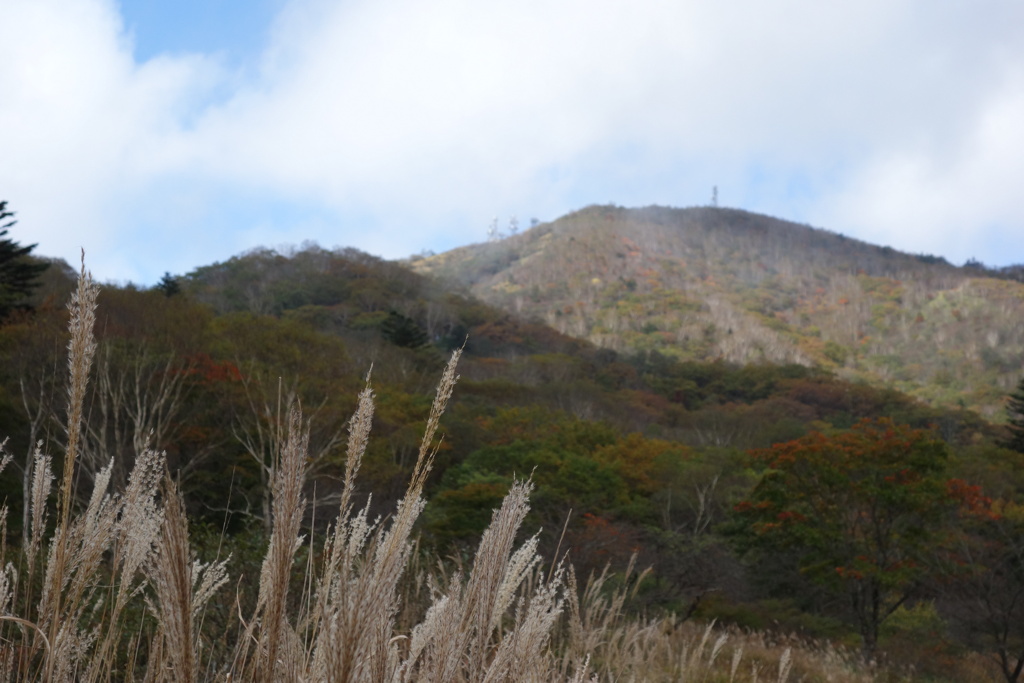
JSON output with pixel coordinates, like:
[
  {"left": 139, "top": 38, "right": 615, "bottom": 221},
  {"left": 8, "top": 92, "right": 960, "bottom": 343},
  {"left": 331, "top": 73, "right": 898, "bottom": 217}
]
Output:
[
  {"left": 410, "top": 205, "right": 1024, "bottom": 417},
  {"left": 2, "top": 229, "right": 1018, "bottom": 680}
]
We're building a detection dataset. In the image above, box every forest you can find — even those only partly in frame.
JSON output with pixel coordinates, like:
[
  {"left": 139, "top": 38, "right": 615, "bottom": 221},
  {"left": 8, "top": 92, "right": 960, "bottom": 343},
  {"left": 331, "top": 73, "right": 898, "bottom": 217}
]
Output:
[{"left": 0, "top": 221, "right": 1023, "bottom": 680}]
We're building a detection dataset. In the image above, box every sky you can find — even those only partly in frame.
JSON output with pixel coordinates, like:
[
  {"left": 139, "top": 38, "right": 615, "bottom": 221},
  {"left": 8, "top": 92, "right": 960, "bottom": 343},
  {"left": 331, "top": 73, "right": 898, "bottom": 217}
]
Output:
[{"left": 1, "top": 0, "right": 1023, "bottom": 285}]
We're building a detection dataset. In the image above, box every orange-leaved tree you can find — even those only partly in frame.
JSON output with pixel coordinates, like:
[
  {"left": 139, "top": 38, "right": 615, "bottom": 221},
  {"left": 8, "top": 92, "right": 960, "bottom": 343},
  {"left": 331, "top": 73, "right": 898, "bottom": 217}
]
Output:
[{"left": 735, "top": 418, "right": 957, "bottom": 654}]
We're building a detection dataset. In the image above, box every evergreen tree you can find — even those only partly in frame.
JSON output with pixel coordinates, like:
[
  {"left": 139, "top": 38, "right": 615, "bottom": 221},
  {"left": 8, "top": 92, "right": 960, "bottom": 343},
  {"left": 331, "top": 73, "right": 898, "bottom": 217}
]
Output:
[
  {"left": 381, "top": 310, "right": 429, "bottom": 349},
  {"left": 155, "top": 271, "right": 181, "bottom": 297},
  {"left": 1004, "top": 377, "right": 1024, "bottom": 453},
  {"left": 0, "top": 200, "right": 50, "bottom": 319}
]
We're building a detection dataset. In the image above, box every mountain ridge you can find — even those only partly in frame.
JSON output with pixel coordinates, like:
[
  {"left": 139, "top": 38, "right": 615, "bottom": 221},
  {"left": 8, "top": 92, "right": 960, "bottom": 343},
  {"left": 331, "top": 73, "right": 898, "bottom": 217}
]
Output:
[{"left": 410, "top": 205, "right": 1024, "bottom": 417}]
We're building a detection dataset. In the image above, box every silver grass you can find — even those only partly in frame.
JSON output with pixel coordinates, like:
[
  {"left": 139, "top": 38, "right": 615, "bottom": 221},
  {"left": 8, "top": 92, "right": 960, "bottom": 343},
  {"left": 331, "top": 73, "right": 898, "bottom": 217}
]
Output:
[
  {"left": 115, "top": 447, "right": 165, "bottom": 591},
  {"left": 490, "top": 533, "right": 541, "bottom": 632},
  {"left": 339, "top": 376, "right": 375, "bottom": 520},
  {"left": 480, "top": 564, "right": 566, "bottom": 683},
  {"left": 51, "top": 461, "right": 118, "bottom": 679},
  {"left": 690, "top": 622, "right": 714, "bottom": 670},
  {"left": 0, "top": 562, "right": 15, "bottom": 616},
  {"left": 304, "top": 377, "right": 376, "bottom": 668},
  {"left": 64, "top": 459, "right": 117, "bottom": 613},
  {"left": 401, "top": 586, "right": 457, "bottom": 678},
  {"left": 88, "top": 448, "right": 167, "bottom": 682},
  {"left": 566, "top": 654, "right": 595, "bottom": 683},
  {"left": 191, "top": 556, "right": 230, "bottom": 624},
  {"left": 394, "top": 572, "right": 463, "bottom": 683},
  {"left": 710, "top": 632, "right": 729, "bottom": 667},
  {"left": 59, "top": 252, "right": 98, "bottom": 526},
  {"left": 0, "top": 439, "right": 12, "bottom": 475},
  {"left": 392, "top": 479, "right": 553, "bottom": 683},
  {"left": 148, "top": 477, "right": 197, "bottom": 683},
  {"left": 407, "top": 348, "right": 461, "bottom": 494},
  {"left": 461, "top": 479, "right": 535, "bottom": 676},
  {"left": 778, "top": 647, "right": 793, "bottom": 683},
  {"left": 43, "top": 253, "right": 99, "bottom": 682},
  {"left": 308, "top": 350, "right": 460, "bottom": 683},
  {"left": 233, "top": 405, "right": 309, "bottom": 681},
  {"left": 39, "top": 458, "right": 115, "bottom": 638},
  {"left": 28, "top": 445, "right": 54, "bottom": 574},
  {"left": 730, "top": 645, "right": 744, "bottom": 682},
  {"left": 145, "top": 476, "right": 228, "bottom": 683}
]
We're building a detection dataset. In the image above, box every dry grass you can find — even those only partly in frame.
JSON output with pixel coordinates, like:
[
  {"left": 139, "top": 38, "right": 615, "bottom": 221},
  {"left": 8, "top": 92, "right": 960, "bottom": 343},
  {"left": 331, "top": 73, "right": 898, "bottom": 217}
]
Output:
[
  {"left": 0, "top": 257, "right": 876, "bottom": 682},
  {"left": 542, "top": 558, "right": 876, "bottom": 683}
]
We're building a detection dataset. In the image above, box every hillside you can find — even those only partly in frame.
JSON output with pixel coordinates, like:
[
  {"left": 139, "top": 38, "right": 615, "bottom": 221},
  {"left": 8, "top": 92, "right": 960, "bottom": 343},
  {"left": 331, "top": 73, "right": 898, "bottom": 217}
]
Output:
[
  {"left": 2, "top": 243, "right": 1022, "bottom": 679},
  {"left": 411, "top": 205, "right": 1024, "bottom": 417}
]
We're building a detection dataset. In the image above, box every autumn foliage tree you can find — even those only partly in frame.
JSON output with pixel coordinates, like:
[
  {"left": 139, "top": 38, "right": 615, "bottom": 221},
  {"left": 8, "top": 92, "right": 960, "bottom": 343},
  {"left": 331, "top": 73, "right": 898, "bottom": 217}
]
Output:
[{"left": 735, "top": 419, "right": 957, "bottom": 654}]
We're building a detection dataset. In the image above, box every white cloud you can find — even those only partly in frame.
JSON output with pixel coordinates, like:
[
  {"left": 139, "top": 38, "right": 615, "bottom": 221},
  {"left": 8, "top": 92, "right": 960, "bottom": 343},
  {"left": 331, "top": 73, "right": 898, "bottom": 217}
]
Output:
[
  {"left": 1, "top": 0, "right": 1023, "bottom": 283},
  {"left": 0, "top": 0, "right": 220, "bottom": 280},
  {"left": 817, "top": 67, "right": 1024, "bottom": 265}
]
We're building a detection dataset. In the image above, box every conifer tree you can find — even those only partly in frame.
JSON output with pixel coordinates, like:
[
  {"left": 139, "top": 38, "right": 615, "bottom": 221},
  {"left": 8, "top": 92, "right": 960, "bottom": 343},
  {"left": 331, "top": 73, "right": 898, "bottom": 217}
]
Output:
[
  {"left": 155, "top": 271, "right": 181, "bottom": 297},
  {"left": 0, "top": 200, "right": 49, "bottom": 319},
  {"left": 1004, "top": 377, "right": 1024, "bottom": 453}
]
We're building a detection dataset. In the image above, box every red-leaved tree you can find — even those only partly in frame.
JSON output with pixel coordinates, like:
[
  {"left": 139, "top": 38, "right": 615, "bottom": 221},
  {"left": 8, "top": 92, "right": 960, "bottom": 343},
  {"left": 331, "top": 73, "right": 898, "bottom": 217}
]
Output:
[{"left": 735, "top": 418, "right": 957, "bottom": 654}]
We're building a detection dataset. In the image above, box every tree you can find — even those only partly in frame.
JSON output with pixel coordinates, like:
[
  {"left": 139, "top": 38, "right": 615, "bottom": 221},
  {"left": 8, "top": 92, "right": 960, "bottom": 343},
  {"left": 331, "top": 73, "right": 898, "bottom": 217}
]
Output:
[
  {"left": 380, "top": 310, "right": 429, "bottom": 349},
  {"left": 940, "top": 499, "right": 1024, "bottom": 682},
  {"left": 1003, "top": 377, "right": 1024, "bottom": 454},
  {"left": 735, "top": 418, "right": 957, "bottom": 654},
  {"left": 0, "top": 200, "right": 50, "bottom": 319},
  {"left": 155, "top": 272, "right": 181, "bottom": 297},
  {"left": 82, "top": 340, "right": 198, "bottom": 486}
]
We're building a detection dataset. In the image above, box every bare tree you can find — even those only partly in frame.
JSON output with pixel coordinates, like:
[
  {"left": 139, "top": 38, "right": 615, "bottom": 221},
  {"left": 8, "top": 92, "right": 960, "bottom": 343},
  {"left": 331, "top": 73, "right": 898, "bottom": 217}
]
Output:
[
  {"left": 81, "top": 343, "right": 197, "bottom": 486},
  {"left": 940, "top": 512, "right": 1024, "bottom": 682},
  {"left": 487, "top": 217, "right": 501, "bottom": 242},
  {"left": 230, "top": 364, "right": 345, "bottom": 533}
]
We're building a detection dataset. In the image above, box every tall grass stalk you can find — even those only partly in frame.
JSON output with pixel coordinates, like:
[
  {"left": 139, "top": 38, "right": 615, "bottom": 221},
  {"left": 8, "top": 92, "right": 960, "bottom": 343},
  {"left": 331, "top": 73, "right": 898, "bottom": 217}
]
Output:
[
  {"left": 40, "top": 253, "right": 99, "bottom": 680},
  {"left": 145, "top": 476, "right": 229, "bottom": 683}
]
